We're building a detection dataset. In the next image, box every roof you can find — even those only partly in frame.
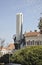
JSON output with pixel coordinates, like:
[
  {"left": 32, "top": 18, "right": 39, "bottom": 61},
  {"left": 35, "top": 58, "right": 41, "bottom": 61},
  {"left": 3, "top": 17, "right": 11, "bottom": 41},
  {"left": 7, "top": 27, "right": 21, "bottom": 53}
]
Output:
[
  {"left": 24, "top": 32, "right": 40, "bottom": 37},
  {"left": 0, "top": 43, "right": 15, "bottom": 51},
  {"left": 7, "top": 43, "right": 15, "bottom": 50},
  {"left": 0, "top": 47, "right": 7, "bottom": 50}
]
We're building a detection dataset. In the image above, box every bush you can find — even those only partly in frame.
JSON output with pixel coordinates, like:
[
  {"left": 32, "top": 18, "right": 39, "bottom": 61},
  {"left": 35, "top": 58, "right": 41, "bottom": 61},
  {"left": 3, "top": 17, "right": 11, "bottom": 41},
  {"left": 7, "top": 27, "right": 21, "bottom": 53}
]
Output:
[
  {"left": 0, "top": 54, "right": 12, "bottom": 64},
  {"left": 0, "top": 63, "right": 4, "bottom": 65},
  {"left": 0, "top": 54, "right": 9, "bottom": 63},
  {"left": 10, "top": 46, "right": 42, "bottom": 65}
]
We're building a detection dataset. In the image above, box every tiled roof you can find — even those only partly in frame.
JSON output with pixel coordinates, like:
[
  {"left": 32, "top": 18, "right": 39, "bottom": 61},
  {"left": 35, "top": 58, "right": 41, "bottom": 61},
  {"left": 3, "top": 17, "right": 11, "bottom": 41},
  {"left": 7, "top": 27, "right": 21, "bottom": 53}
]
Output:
[
  {"left": 0, "top": 43, "right": 15, "bottom": 51},
  {"left": 0, "top": 47, "right": 7, "bottom": 50},
  {"left": 24, "top": 32, "right": 40, "bottom": 37},
  {"left": 7, "top": 43, "right": 15, "bottom": 50},
  {"left": 0, "top": 47, "right": 1, "bottom": 50}
]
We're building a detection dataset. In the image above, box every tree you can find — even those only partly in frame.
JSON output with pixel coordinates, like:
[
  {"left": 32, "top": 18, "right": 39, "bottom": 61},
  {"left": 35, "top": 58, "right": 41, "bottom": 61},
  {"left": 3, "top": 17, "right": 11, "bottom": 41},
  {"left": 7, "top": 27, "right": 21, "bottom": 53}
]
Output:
[
  {"left": 10, "top": 46, "right": 42, "bottom": 65},
  {"left": 0, "top": 54, "right": 12, "bottom": 64},
  {"left": 38, "top": 17, "right": 42, "bottom": 34}
]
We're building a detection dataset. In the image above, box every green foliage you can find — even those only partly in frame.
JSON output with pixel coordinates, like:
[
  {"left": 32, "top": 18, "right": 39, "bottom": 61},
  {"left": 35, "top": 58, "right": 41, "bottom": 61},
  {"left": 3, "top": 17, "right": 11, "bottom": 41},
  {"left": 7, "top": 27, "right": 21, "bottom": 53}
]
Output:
[
  {"left": 0, "top": 63, "right": 4, "bottom": 65},
  {"left": 38, "top": 18, "right": 42, "bottom": 29},
  {"left": 10, "top": 46, "right": 42, "bottom": 65},
  {"left": 0, "top": 54, "right": 9, "bottom": 63},
  {"left": 0, "top": 52, "right": 2, "bottom": 57}
]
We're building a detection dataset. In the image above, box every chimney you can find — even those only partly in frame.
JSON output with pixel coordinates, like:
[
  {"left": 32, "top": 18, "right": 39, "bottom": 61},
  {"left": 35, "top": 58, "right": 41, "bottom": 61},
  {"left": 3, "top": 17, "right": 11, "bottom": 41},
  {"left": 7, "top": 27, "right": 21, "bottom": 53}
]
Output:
[
  {"left": 34, "top": 30, "right": 37, "bottom": 32},
  {"left": 30, "top": 30, "right": 32, "bottom": 32}
]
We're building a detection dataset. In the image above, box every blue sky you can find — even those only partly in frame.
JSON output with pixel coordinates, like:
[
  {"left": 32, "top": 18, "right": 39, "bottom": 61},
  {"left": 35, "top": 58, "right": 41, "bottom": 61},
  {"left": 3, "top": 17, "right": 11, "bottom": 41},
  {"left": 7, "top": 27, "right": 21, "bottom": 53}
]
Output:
[{"left": 0, "top": 0, "right": 42, "bottom": 45}]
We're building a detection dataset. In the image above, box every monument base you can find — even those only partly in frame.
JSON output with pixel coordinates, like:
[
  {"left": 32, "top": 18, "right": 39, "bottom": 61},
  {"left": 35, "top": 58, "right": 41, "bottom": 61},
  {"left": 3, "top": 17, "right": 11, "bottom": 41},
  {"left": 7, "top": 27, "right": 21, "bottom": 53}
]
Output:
[{"left": 14, "top": 42, "right": 20, "bottom": 50}]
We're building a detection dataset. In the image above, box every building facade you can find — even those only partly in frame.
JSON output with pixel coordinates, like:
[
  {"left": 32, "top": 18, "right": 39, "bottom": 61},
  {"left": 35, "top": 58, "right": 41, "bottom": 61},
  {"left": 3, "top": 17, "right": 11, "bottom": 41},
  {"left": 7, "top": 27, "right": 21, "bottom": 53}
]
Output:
[{"left": 24, "top": 31, "right": 42, "bottom": 46}]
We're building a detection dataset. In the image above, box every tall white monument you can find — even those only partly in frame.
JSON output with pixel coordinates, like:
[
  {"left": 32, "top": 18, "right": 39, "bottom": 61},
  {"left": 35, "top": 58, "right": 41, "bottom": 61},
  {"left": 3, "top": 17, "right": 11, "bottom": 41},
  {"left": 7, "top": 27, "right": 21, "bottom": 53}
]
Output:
[{"left": 16, "top": 13, "right": 23, "bottom": 41}]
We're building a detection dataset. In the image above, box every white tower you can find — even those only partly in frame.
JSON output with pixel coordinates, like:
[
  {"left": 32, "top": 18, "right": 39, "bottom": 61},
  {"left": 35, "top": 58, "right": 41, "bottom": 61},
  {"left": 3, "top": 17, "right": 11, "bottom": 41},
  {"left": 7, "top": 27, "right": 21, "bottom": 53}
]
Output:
[{"left": 16, "top": 13, "right": 23, "bottom": 41}]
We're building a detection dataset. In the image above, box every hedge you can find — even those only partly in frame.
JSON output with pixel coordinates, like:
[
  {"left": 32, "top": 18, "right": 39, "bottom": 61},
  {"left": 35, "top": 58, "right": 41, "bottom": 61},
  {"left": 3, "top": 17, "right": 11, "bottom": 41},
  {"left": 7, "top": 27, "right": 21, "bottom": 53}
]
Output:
[{"left": 10, "top": 45, "right": 42, "bottom": 65}]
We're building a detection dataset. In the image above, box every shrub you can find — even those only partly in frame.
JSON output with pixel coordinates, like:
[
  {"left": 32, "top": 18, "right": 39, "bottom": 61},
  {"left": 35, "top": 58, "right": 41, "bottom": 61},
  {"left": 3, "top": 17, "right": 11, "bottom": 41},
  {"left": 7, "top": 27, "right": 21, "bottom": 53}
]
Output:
[{"left": 10, "top": 46, "right": 42, "bottom": 65}]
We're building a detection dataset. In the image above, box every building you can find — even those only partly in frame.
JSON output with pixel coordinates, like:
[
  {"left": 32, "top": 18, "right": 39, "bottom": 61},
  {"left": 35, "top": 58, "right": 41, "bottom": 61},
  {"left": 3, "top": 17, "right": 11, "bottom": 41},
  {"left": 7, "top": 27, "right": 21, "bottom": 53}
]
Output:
[
  {"left": 0, "top": 47, "right": 8, "bottom": 55},
  {"left": 7, "top": 43, "right": 15, "bottom": 53},
  {"left": 0, "top": 43, "right": 15, "bottom": 55},
  {"left": 24, "top": 17, "right": 42, "bottom": 46},
  {"left": 24, "top": 31, "right": 42, "bottom": 46}
]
